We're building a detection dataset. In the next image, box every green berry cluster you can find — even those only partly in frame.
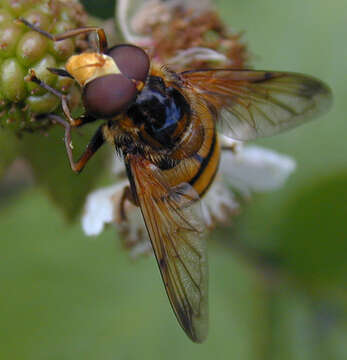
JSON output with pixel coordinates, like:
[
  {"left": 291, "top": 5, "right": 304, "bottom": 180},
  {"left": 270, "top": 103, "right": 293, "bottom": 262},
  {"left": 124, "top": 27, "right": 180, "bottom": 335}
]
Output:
[{"left": 0, "top": 0, "right": 87, "bottom": 132}]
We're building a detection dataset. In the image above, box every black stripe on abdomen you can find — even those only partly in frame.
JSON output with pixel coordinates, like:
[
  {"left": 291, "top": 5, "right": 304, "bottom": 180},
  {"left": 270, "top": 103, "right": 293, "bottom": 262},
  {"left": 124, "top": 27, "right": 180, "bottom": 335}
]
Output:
[{"left": 189, "top": 131, "right": 217, "bottom": 187}]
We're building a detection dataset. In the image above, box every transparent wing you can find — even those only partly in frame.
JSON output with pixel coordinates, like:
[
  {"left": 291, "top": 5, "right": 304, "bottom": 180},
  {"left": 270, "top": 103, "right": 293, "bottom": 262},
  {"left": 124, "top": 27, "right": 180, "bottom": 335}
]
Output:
[
  {"left": 126, "top": 155, "right": 208, "bottom": 343},
  {"left": 181, "top": 69, "right": 332, "bottom": 140}
]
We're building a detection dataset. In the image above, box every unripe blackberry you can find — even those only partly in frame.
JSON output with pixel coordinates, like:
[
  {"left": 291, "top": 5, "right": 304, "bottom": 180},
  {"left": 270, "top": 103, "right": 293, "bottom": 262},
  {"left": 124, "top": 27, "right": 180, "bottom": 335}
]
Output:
[{"left": 0, "top": 0, "right": 87, "bottom": 132}]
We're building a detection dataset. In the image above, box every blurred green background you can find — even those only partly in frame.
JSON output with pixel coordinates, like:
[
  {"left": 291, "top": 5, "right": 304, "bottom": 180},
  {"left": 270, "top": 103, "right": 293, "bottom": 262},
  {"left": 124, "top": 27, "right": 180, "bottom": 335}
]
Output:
[{"left": 0, "top": 0, "right": 346, "bottom": 359}]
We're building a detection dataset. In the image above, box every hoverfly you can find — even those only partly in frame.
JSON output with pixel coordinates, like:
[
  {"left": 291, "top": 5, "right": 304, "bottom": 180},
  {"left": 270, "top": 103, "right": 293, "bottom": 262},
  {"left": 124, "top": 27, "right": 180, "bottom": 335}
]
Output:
[{"left": 19, "top": 18, "right": 332, "bottom": 343}]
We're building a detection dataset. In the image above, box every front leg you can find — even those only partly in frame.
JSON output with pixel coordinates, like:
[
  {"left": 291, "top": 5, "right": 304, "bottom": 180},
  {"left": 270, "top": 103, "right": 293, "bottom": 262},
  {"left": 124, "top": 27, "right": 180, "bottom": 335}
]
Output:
[
  {"left": 18, "top": 17, "right": 108, "bottom": 53},
  {"left": 27, "top": 69, "right": 87, "bottom": 127},
  {"left": 47, "top": 114, "right": 105, "bottom": 173}
]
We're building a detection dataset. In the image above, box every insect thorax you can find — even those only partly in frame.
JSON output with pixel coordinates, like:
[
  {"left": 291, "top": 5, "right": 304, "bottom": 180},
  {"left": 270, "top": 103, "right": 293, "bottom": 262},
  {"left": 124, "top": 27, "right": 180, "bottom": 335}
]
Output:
[{"left": 126, "top": 76, "right": 191, "bottom": 150}]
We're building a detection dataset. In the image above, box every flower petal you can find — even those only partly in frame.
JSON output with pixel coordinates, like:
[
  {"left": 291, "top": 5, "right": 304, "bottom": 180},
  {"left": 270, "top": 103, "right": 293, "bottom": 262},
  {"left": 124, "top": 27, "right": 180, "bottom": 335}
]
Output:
[
  {"left": 168, "top": 47, "right": 228, "bottom": 67},
  {"left": 201, "top": 177, "right": 239, "bottom": 228},
  {"left": 82, "top": 180, "right": 128, "bottom": 236},
  {"left": 220, "top": 145, "right": 296, "bottom": 197},
  {"left": 112, "top": 154, "right": 126, "bottom": 176},
  {"left": 117, "top": 0, "right": 155, "bottom": 44},
  {"left": 117, "top": 0, "right": 213, "bottom": 44}
]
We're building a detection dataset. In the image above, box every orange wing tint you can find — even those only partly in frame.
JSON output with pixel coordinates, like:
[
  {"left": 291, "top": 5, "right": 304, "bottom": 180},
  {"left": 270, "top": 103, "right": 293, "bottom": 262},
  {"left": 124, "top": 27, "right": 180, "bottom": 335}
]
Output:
[
  {"left": 181, "top": 69, "right": 332, "bottom": 140},
  {"left": 126, "top": 154, "right": 209, "bottom": 343}
]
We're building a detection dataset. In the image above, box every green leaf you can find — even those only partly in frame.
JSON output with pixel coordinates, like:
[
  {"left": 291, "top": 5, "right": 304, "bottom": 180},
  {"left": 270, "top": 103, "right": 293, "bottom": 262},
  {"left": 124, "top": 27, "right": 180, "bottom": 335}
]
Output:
[
  {"left": 18, "top": 123, "right": 109, "bottom": 221},
  {"left": 277, "top": 171, "right": 347, "bottom": 295}
]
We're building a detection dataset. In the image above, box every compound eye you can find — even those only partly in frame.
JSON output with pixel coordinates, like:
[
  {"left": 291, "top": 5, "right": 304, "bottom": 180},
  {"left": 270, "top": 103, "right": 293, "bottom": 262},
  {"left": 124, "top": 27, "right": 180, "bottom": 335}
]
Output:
[
  {"left": 83, "top": 74, "right": 137, "bottom": 118},
  {"left": 107, "top": 44, "right": 150, "bottom": 82}
]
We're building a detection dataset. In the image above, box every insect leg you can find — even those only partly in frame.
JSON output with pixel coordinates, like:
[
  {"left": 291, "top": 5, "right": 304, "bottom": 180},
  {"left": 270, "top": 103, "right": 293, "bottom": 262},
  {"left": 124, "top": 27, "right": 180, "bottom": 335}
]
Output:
[
  {"left": 47, "top": 68, "right": 73, "bottom": 78},
  {"left": 17, "top": 17, "right": 108, "bottom": 53},
  {"left": 118, "top": 185, "right": 138, "bottom": 222},
  {"left": 221, "top": 144, "right": 238, "bottom": 153},
  {"left": 27, "top": 69, "right": 86, "bottom": 127},
  {"left": 47, "top": 114, "right": 105, "bottom": 173},
  {"left": 220, "top": 136, "right": 240, "bottom": 153}
]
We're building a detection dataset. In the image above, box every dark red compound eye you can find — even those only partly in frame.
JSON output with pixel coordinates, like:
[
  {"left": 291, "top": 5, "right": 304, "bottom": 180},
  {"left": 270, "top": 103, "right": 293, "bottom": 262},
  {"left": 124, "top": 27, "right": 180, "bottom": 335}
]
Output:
[
  {"left": 107, "top": 44, "right": 150, "bottom": 82},
  {"left": 82, "top": 74, "right": 137, "bottom": 118}
]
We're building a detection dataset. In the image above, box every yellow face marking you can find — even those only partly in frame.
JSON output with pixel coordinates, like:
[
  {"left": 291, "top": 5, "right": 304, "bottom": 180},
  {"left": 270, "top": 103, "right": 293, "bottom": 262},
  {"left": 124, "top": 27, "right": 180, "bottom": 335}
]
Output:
[
  {"left": 135, "top": 80, "right": 145, "bottom": 92},
  {"left": 65, "top": 53, "right": 121, "bottom": 86}
]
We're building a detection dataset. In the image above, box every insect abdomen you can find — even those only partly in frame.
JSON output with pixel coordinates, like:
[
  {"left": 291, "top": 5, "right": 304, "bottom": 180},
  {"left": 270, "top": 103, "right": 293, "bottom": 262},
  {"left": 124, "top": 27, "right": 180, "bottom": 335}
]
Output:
[
  {"left": 163, "top": 110, "right": 220, "bottom": 198},
  {"left": 189, "top": 130, "right": 220, "bottom": 197}
]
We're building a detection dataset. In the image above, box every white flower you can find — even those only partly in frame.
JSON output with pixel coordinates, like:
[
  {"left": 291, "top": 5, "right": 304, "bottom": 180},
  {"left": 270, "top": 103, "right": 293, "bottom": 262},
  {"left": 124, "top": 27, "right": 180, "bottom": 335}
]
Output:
[
  {"left": 219, "top": 136, "right": 296, "bottom": 197},
  {"left": 82, "top": 180, "right": 128, "bottom": 236},
  {"left": 82, "top": 172, "right": 152, "bottom": 257},
  {"left": 201, "top": 176, "right": 239, "bottom": 228}
]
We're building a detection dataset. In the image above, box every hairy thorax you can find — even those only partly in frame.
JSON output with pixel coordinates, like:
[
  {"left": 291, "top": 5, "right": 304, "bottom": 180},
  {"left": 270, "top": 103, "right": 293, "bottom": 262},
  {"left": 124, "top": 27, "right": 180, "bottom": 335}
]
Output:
[{"left": 104, "top": 73, "right": 205, "bottom": 168}]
